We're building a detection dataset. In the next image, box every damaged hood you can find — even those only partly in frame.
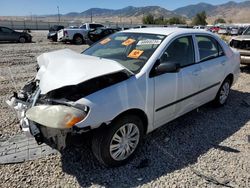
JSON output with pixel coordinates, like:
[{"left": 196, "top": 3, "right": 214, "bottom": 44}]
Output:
[{"left": 36, "top": 49, "right": 127, "bottom": 94}]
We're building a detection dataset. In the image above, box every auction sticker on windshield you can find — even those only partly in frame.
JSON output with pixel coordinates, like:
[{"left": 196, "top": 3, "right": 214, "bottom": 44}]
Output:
[
  {"left": 137, "top": 39, "right": 162, "bottom": 45},
  {"left": 122, "top": 38, "right": 136, "bottom": 46},
  {"left": 100, "top": 38, "right": 111, "bottom": 45},
  {"left": 128, "top": 49, "right": 144, "bottom": 59}
]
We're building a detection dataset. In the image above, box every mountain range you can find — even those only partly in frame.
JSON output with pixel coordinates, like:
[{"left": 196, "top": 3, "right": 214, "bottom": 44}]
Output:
[{"left": 59, "top": 1, "right": 250, "bottom": 24}]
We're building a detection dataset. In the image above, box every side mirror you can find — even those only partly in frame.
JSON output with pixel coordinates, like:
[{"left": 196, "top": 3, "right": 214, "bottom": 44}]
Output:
[{"left": 154, "top": 61, "right": 180, "bottom": 75}]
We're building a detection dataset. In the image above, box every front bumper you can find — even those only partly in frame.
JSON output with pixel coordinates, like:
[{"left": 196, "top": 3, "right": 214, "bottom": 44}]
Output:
[
  {"left": 6, "top": 92, "right": 72, "bottom": 150},
  {"left": 6, "top": 96, "right": 43, "bottom": 142}
]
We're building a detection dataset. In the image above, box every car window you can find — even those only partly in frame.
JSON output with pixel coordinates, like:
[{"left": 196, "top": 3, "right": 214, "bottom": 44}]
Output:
[
  {"left": 90, "top": 24, "right": 103, "bottom": 29},
  {"left": 243, "top": 27, "right": 250, "bottom": 35},
  {"left": 80, "top": 25, "right": 87, "bottom": 29},
  {"left": 160, "top": 36, "right": 195, "bottom": 67},
  {"left": 1, "top": 27, "right": 13, "bottom": 33},
  {"left": 196, "top": 35, "right": 224, "bottom": 62}
]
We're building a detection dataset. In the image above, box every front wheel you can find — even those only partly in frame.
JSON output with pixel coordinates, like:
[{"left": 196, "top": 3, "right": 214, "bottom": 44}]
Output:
[
  {"left": 19, "top": 36, "right": 26, "bottom": 43},
  {"left": 91, "top": 114, "right": 144, "bottom": 167},
  {"left": 213, "top": 78, "right": 231, "bottom": 106}
]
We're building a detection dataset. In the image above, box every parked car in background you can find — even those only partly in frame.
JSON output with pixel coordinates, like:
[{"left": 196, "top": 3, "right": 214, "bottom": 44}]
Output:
[
  {"left": 133, "top": 25, "right": 147, "bottom": 29},
  {"left": 230, "top": 26, "right": 250, "bottom": 65},
  {"left": 210, "top": 26, "right": 220, "bottom": 33},
  {"left": 238, "top": 27, "right": 247, "bottom": 35},
  {"left": 218, "top": 27, "right": 228, "bottom": 35},
  {"left": 7, "top": 28, "right": 240, "bottom": 167},
  {"left": 229, "top": 27, "right": 239, "bottom": 36},
  {"left": 0, "top": 26, "right": 32, "bottom": 43},
  {"left": 47, "top": 25, "right": 64, "bottom": 42},
  {"left": 85, "top": 28, "right": 120, "bottom": 45},
  {"left": 193, "top": 25, "right": 206, "bottom": 30},
  {"left": 57, "top": 23, "right": 104, "bottom": 45}
]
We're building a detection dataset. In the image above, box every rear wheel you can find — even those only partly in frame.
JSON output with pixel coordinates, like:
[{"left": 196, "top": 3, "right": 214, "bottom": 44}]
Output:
[
  {"left": 19, "top": 36, "right": 26, "bottom": 43},
  {"left": 92, "top": 114, "right": 144, "bottom": 167},
  {"left": 73, "top": 35, "right": 83, "bottom": 45},
  {"left": 213, "top": 78, "right": 231, "bottom": 106}
]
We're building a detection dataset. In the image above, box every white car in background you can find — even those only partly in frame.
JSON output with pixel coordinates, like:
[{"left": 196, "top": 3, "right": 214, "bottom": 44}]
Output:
[
  {"left": 218, "top": 27, "right": 229, "bottom": 35},
  {"left": 193, "top": 25, "right": 206, "bottom": 30},
  {"left": 57, "top": 23, "right": 104, "bottom": 44},
  {"left": 7, "top": 28, "right": 240, "bottom": 167}
]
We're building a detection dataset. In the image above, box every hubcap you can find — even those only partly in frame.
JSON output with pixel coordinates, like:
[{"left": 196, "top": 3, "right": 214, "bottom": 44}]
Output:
[
  {"left": 20, "top": 37, "right": 25, "bottom": 43},
  {"left": 220, "top": 82, "right": 230, "bottom": 104},
  {"left": 75, "top": 37, "right": 82, "bottom": 44},
  {"left": 109, "top": 123, "right": 140, "bottom": 161}
]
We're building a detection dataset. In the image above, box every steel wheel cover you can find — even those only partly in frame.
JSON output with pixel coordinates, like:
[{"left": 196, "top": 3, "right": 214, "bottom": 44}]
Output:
[
  {"left": 220, "top": 82, "right": 230, "bottom": 104},
  {"left": 109, "top": 123, "right": 140, "bottom": 161}
]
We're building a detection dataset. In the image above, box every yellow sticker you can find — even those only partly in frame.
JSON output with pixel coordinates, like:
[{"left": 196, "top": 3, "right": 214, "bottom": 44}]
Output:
[
  {"left": 100, "top": 38, "right": 111, "bottom": 45},
  {"left": 122, "top": 38, "right": 136, "bottom": 46},
  {"left": 128, "top": 49, "right": 144, "bottom": 59}
]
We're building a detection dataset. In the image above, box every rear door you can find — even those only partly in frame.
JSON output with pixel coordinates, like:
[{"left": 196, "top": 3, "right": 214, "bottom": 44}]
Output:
[{"left": 194, "top": 35, "right": 227, "bottom": 103}]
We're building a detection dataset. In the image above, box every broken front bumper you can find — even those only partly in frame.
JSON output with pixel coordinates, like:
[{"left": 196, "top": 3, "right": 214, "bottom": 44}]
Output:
[
  {"left": 6, "top": 89, "right": 76, "bottom": 150},
  {"left": 6, "top": 94, "right": 43, "bottom": 144}
]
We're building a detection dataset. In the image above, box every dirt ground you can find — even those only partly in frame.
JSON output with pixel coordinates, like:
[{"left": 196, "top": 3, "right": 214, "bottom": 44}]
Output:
[{"left": 0, "top": 31, "right": 249, "bottom": 188}]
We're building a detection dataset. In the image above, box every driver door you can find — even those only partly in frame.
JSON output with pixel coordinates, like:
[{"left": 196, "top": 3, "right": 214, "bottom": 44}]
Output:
[{"left": 153, "top": 35, "right": 201, "bottom": 128}]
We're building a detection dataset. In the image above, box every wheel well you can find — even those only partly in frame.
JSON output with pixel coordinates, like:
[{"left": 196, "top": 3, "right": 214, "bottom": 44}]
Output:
[
  {"left": 113, "top": 109, "right": 148, "bottom": 134},
  {"left": 225, "top": 74, "right": 234, "bottom": 86}
]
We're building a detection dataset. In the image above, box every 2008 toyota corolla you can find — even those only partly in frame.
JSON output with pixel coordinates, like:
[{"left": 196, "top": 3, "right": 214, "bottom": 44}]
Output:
[{"left": 7, "top": 28, "right": 240, "bottom": 167}]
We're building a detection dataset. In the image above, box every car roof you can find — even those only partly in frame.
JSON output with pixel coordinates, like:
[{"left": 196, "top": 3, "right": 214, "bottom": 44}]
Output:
[{"left": 120, "top": 27, "right": 210, "bottom": 36}]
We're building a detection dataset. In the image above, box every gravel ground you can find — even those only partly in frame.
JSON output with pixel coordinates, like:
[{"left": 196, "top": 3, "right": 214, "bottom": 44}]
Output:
[{"left": 0, "top": 31, "right": 249, "bottom": 188}]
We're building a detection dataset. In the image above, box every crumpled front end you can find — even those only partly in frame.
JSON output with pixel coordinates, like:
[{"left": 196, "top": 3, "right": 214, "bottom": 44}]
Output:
[
  {"left": 6, "top": 80, "right": 89, "bottom": 150},
  {"left": 6, "top": 49, "right": 131, "bottom": 150}
]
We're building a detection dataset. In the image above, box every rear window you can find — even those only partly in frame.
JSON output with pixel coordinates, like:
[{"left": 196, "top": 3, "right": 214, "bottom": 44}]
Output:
[{"left": 196, "top": 35, "right": 224, "bottom": 62}]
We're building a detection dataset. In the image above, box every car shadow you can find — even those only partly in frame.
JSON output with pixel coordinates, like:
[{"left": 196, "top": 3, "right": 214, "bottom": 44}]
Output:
[{"left": 60, "top": 89, "right": 250, "bottom": 187}]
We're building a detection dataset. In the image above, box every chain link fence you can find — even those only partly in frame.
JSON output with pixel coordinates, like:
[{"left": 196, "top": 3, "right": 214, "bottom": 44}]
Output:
[{"left": 0, "top": 19, "right": 168, "bottom": 30}]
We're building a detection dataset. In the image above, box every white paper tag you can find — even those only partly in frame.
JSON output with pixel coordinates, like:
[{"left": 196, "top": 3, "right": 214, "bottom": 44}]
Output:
[{"left": 137, "top": 39, "right": 162, "bottom": 45}]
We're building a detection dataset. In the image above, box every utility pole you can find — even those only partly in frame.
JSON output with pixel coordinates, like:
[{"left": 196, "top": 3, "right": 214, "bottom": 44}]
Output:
[
  {"left": 57, "top": 6, "right": 60, "bottom": 23},
  {"left": 90, "top": 10, "right": 93, "bottom": 23}
]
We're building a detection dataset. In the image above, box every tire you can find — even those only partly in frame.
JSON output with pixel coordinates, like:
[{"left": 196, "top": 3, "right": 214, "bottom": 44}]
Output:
[
  {"left": 19, "top": 36, "right": 26, "bottom": 43},
  {"left": 92, "top": 114, "right": 144, "bottom": 167},
  {"left": 213, "top": 78, "right": 231, "bottom": 106},
  {"left": 73, "top": 35, "right": 83, "bottom": 45}
]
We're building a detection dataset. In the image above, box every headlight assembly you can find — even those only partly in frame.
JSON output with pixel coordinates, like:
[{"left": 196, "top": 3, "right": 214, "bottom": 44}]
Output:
[{"left": 26, "top": 105, "right": 87, "bottom": 129}]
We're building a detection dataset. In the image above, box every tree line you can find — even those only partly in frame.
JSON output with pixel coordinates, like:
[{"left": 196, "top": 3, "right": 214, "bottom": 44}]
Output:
[{"left": 142, "top": 11, "right": 227, "bottom": 25}]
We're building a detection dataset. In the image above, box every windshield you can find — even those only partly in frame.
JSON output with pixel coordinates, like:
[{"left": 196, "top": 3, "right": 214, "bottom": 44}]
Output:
[
  {"left": 83, "top": 32, "right": 166, "bottom": 73},
  {"left": 243, "top": 27, "right": 250, "bottom": 35}
]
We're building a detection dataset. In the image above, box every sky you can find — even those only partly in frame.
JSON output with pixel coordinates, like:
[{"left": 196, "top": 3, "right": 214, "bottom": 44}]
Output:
[{"left": 0, "top": 0, "right": 247, "bottom": 16}]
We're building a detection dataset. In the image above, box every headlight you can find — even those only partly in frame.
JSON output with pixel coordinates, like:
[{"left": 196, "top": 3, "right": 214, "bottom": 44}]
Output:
[{"left": 26, "top": 105, "right": 87, "bottom": 129}]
